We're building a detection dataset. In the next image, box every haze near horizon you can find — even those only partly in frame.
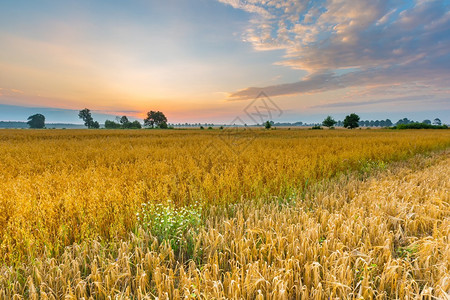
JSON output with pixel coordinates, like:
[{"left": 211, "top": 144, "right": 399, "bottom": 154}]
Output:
[{"left": 1, "top": 0, "right": 449, "bottom": 124}]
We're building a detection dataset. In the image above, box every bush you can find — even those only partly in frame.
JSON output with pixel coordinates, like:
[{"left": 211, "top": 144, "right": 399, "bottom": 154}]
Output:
[
  {"left": 105, "top": 120, "right": 122, "bottom": 129},
  {"left": 311, "top": 125, "right": 322, "bottom": 130},
  {"left": 159, "top": 122, "right": 168, "bottom": 129},
  {"left": 391, "top": 123, "right": 448, "bottom": 129}
]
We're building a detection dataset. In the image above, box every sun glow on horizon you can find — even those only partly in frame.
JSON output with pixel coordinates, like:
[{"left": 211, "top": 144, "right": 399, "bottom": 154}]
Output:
[{"left": 1, "top": 0, "right": 449, "bottom": 123}]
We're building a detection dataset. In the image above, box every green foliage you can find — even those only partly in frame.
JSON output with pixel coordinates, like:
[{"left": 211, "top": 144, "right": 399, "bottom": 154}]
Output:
[
  {"left": 106, "top": 118, "right": 142, "bottom": 129},
  {"left": 78, "top": 108, "right": 99, "bottom": 129},
  {"left": 359, "top": 159, "right": 387, "bottom": 174},
  {"left": 200, "top": 126, "right": 204, "bottom": 130},
  {"left": 132, "top": 121, "right": 142, "bottom": 129},
  {"left": 208, "top": 126, "right": 213, "bottom": 130},
  {"left": 322, "top": 116, "right": 337, "bottom": 128},
  {"left": 119, "top": 116, "right": 129, "bottom": 125},
  {"left": 144, "top": 111, "right": 167, "bottom": 128},
  {"left": 124, "top": 120, "right": 142, "bottom": 129},
  {"left": 27, "top": 114, "right": 45, "bottom": 129},
  {"left": 396, "top": 245, "right": 418, "bottom": 259},
  {"left": 158, "top": 121, "right": 168, "bottom": 129},
  {"left": 105, "top": 120, "right": 122, "bottom": 129},
  {"left": 311, "top": 125, "right": 322, "bottom": 130},
  {"left": 137, "top": 201, "right": 202, "bottom": 254},
  {"left": 396, "top": 117, "right": 413, "bottom": 125},
  {"left": 391, "top": 123, "right": 448, "bottom": 129},
  {"left": 343, "top": 113, "right": 360, "bottom": 129},
  {"left": 265, "top": 121, "right": 272, "bottom": 129}
]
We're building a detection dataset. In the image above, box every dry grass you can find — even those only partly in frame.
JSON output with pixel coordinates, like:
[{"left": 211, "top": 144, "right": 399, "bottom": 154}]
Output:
[
  {"left": 1, "top": 148, "right": 448, "bottom": 299},
  {"left": 0, "top": 129, "right": 449, "bottom": 298}
]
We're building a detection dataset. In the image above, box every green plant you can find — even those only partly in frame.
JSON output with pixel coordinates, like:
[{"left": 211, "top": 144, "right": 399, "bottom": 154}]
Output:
[
  {"left": 319, "top": 236, "right": 326, "bottom": 244},
  {"left": 137, "top": 200, "right": 202, "bottom": 254},
  {"left": 360, "top": 159, "right": 387, "bottom": 174},
  {"left": 396, "top": 245, "right": 418, "bottom": 258}
]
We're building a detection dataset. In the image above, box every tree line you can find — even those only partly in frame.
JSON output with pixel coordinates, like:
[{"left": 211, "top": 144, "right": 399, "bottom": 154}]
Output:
[
  {"left": 24, "top": 110, "right": 446, "bottom": 129},
  {"left": 317, "top": 115, "right": 445, "bottom": 129},
  {"left": 25, "top": 109, "right": 169, "bottom": 129}
]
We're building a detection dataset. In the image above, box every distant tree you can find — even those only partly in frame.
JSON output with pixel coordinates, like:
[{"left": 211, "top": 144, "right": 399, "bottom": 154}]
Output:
[
  {"left": 105, "top": 120, "right": 121, "bottom": 129},
  {"left": 144, "top": 111, "right": 167, "bottom": 128},
  {"left": 374, "top": 120, "right": 380, "bottom": 127},
  {"left": 78, "top": 108, "right": 99, "bottom": 128},
  {"left": 131, "top": 120, "right": 142, "bottom": 129},
  {"left": 396, "top": 118, "right": 411, "bottom": 125},
  {"left": 322, "top": 116, "right": 337, "bottom": 128},
  {"left": 394, "top": 123, "right": 448, "bottom": 129},
  {"left": 27, "top": 114, "right": 45, "bottom": 129},
  {"left": 343, "top": 113, "right": 360, "bottom": 129},
  {"left": 385, "top": 119, "right": 393, "bottom": 127},
  {"left": 119, "top": 116, "right": 130, "bottom": 125},
  {"left": 422, "top": 119, "right": 432, "bottom": 125},
  {"left": 433, "top": 118, "right": 442, "bottom": 126},
  {"left": 380, "top": 120, "right": 386, "bottom": 127},
  {"left": 265, "top": 120, "right": 272, "bottom": 129}
]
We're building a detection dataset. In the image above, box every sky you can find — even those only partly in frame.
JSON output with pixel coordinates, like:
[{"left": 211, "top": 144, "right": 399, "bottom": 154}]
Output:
[{"left": 0, "top": 0, "right": 449, "bottom": 124}]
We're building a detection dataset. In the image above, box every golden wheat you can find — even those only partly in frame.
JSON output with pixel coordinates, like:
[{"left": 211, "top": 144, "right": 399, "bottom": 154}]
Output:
[
  {"left": 1, "top": 148, "right": 448, "bottom": 299},
  {"left": 0, "top": 129, "right": 449, "bottom": 298}
]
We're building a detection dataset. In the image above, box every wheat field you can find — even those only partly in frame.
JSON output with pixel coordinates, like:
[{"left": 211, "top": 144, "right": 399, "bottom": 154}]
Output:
[{"left": 0, "top": 129, "right": 449, "bottom": 299}]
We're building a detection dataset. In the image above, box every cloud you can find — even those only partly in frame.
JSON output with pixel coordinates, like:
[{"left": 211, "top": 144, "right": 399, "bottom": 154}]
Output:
[
  {"left": 229, "top": 59, "right": 450, "bottom": 99},
  {"left": 219, "top": 0, "right": 450, "bottom": 100},
  {"left": 309, "top": 95, "right": 448, "bottom": 109},
  {"left": 0, "top": 88, "right": 25, "bottom": 97}
]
